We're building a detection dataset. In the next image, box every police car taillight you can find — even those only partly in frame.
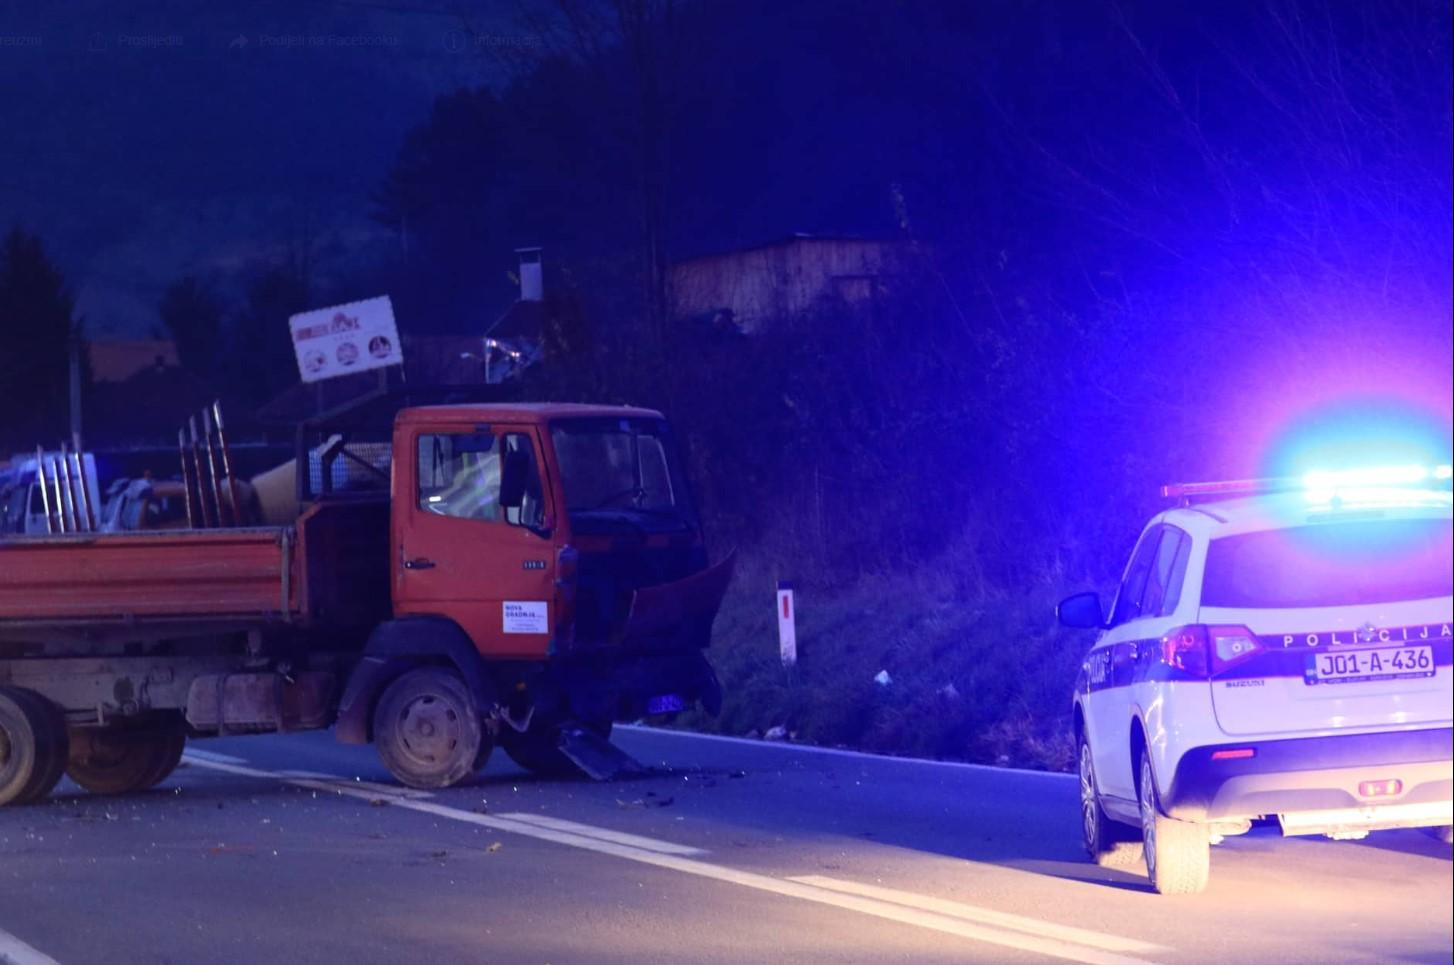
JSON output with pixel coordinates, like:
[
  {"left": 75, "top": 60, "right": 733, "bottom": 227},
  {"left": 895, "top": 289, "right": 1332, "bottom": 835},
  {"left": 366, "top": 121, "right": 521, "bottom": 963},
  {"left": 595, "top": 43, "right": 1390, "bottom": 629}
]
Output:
[
  {"left": 1160, "top": 626, "right": 1209, "bottom": 677},
  {"left": 1159, "top": 624, "right": 1261, "bottom": 677},
  {"left": 1208, "top": 625, "right": 1263, "bottom": 674}
]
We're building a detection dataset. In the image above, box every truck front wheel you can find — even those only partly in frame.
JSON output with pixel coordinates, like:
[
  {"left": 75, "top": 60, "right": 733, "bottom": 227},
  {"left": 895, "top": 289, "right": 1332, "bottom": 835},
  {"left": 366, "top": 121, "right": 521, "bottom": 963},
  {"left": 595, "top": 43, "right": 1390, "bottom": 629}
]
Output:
[
  {"left": 373, "top": 667, "right": 489, "bottom": 789},
  {"left": 66, "top": 719, "right": 186, "bottom": 796},
  {"left": 0, "top": 686, "right": 69, "bottom": 806}
]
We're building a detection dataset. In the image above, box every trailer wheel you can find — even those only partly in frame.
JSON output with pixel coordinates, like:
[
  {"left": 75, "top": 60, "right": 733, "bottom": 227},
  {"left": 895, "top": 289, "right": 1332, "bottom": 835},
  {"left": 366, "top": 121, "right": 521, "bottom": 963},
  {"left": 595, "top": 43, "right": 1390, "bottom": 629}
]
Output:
[
  {"left": 139, "top": 717, "right": 187, "bottom": 788},
  {"left": 66, "top": 724, "right": 183, "bottom": 796},
  {"left": 502, "top": 718, "right": 612, "bottom": 777},
  {"left": 373, "top": 667, "right": 488, "bottom": 789},
  {"left": 0, "top": 686, "right": 69, "bottom": 807}
]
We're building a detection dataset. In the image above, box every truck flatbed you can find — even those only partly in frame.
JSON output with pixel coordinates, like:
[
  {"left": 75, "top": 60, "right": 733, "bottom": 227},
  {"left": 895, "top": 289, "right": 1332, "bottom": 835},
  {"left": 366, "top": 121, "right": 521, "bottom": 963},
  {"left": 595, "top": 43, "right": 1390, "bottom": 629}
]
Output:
[{"left": 0, "top": 526, "right": 299, "bottom": 626}]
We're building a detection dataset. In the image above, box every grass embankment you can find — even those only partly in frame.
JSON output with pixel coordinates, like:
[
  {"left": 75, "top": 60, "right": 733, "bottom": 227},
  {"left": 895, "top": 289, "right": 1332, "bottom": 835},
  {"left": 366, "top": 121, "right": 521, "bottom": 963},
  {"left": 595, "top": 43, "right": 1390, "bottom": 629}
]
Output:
[{"left": 679, "top": 553, "right": 1089, "bottom": 773}]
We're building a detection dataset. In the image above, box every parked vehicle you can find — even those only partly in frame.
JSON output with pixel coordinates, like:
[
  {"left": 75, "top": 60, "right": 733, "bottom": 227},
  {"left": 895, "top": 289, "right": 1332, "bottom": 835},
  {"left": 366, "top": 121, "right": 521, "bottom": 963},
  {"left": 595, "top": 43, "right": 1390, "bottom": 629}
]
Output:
[
  {"left": 100, "top": 476, "right": 258, "bottom": 531},
  {"left": 0, "top": 402, "right": 732, "bottom": 806},
  {"left": 0, "top": 451, "right": 101, "bottom": 535},
  {"left": 1060, "top": 464, "right": 1453, "bottom": 894}
]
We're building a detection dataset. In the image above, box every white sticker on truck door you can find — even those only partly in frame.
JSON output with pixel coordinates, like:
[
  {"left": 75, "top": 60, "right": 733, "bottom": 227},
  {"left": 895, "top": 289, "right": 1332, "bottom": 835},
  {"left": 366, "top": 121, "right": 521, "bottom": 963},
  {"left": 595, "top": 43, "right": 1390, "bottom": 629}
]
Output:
[{"left": 503, "top": 601, "right": 548, "bottom": 634}]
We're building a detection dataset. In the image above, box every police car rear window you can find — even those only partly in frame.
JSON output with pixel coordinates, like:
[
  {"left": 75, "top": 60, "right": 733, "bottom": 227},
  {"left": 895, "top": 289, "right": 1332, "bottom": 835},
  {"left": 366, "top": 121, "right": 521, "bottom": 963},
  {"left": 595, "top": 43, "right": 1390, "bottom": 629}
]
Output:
[{"left": 1201, "top": 518, "right": 1453, "bottom": 609}]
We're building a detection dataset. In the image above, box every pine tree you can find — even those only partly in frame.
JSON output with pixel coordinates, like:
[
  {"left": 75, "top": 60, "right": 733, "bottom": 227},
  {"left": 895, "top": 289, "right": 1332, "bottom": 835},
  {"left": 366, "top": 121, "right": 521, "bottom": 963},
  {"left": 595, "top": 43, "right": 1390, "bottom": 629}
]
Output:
[{"left": 0, "top": 227, "right": 79, "bottom": 451}]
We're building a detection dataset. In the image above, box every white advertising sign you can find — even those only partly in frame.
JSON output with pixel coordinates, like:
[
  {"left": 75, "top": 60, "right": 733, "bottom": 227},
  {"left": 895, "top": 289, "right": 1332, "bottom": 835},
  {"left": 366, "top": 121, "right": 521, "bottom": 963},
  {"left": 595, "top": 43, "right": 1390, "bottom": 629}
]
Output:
[
  {"left": 289, "top": 295, "right": 403, "bottom": 384},
  {"left": 503, "top": 601, "right": 549, "bottom": 634},
  {"left": 777, "top": 581, "right": 797, "bottom": 667}
]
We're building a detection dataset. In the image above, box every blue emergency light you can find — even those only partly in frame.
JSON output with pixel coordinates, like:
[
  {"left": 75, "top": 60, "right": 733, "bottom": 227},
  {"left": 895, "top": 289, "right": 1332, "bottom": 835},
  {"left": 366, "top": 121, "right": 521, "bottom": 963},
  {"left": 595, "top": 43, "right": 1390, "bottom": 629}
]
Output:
[{"left": 1162, "top": 463, "right": 1454, "bottom": 502}]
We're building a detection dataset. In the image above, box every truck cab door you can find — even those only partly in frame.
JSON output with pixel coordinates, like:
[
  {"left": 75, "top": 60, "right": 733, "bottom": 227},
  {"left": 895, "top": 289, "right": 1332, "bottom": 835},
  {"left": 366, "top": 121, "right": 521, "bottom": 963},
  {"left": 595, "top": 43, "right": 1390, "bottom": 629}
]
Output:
[{"left": 393, "top": 424, "right": 558, "bottom": 659}]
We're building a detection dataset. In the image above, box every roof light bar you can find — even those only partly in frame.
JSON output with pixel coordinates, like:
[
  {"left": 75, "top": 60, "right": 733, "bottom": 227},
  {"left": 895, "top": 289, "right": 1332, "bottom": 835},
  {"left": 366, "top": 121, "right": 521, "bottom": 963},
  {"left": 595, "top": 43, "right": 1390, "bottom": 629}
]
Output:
[
  {"left": 1304, "top": 465, "right": 1436, "bottom": 489},
  {"left": 1161, "top": 464, "right": 1453, "bottom": 501}
]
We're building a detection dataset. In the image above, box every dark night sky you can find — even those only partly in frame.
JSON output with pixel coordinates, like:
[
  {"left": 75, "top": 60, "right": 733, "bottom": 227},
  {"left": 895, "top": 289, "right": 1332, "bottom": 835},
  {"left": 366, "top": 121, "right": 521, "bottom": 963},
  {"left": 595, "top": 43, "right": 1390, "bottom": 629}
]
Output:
[
  {"left": 2, "top": 0, "right": 1449, "bottom": 367},
  {"left": 0, "top": 0, "right": 518, "bottom": 336}
]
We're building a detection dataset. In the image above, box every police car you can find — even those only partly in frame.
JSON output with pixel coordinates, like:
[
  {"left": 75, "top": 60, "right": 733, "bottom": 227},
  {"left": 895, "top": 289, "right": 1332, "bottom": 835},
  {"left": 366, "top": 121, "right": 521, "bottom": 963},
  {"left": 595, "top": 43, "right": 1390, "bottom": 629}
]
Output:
[{"left": 1059, "top": 465, "right": 1453, "bottom": 894}]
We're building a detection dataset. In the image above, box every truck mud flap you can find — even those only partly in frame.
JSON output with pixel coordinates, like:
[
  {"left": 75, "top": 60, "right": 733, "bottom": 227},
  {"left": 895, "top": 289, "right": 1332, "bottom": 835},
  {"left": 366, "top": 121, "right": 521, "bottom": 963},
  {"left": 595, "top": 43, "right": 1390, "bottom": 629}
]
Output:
[
  {"left": 617, "top": 552, "right": 736, "bottom": 648},
  {"left": 558, "top": 725, "right": 646, "bottom": 780}
]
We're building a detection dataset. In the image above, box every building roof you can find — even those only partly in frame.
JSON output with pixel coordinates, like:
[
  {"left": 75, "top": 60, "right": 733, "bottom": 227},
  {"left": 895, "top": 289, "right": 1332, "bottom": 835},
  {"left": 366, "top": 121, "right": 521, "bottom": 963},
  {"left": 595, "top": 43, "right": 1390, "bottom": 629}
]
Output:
[
  {"left": 397, "top": 402, "right": 664, "bottom": 425},
  {"left": 486, "top": 299, "right": 545, "bottom": 343},
  {"left": 254, "top": 335, "right": 506, "bottom": 425},
  {"left": 671, "top": 232, "right": 904, "bottom": 269},
  {"left": 88, "top": 340, "right": 180, "bottom": 383}
]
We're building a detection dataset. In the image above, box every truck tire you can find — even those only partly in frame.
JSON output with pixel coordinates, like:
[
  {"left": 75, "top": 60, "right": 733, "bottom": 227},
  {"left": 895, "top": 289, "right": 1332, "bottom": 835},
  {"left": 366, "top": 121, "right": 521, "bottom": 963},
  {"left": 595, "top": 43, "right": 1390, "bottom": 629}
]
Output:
[
  {"left": 502, "top": 718, "right": 612, "bottom": 777},
  {"left": 139, "top": 717, "right": 187, "bottom": 788},
  {"left": 373, "top": 667, "right": 489, "bottom": 789},
  {"left": 1079, "top": 735, "right": 1143, "bottom": 868},
  {"left": 66, "top": 723, "right": 184, "bottom": 796},
  {"left": 0, "top": 686, "right": 69, "bottom": 807},
  {"left": 1139, "top": 754, "right": 1210, "bottom": 895}
]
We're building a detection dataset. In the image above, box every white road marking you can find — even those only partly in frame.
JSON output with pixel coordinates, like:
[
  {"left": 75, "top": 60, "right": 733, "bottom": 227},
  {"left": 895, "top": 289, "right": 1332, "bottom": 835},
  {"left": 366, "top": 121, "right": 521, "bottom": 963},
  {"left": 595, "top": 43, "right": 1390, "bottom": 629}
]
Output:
[
  {"left": 277, "top": 771, "right": 435, "bottom": 800},
  {"left": 618, "top": 724, "right": 1077, "bottom": 781},
  {"left": 0, "top": 926, "right": 61, "bottom": 965},
  {"left": 790, "top": 876, "right": 1168, "bottom": 955},
  {"left": 178, "top": 747, "right": 248, "bottom": 765},
  {"left": 181, "top": 754, "right": 1161, "bottom": 965},
  {"left": 494, "top": 812, "right": 706, "bottom": 856}
]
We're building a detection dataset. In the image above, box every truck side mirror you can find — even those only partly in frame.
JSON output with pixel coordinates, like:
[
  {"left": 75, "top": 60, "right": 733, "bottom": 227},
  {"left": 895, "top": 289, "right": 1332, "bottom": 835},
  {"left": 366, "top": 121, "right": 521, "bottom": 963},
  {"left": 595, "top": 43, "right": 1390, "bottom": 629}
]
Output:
[{"left": 1057, "top": 591, "right": 1106, "bottom": 629}]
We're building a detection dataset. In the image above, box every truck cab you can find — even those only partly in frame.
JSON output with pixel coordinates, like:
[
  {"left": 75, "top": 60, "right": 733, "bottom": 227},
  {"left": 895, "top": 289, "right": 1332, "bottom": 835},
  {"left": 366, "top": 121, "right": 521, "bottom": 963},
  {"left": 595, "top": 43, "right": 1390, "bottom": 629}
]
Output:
[{"left": 331, "top": 402, "right": 734, "bottom": 786}]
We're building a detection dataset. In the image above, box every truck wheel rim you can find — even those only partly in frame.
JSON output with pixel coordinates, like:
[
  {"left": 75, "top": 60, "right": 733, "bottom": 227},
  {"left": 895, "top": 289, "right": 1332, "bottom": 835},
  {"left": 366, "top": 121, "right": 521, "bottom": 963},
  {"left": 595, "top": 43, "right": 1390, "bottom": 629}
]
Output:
[
  {"left": 398, "top": 695, "right": 460, "bottom": 764},
  {"left": 1079, "top": 742, "right": 1098, "bottom": 848}
]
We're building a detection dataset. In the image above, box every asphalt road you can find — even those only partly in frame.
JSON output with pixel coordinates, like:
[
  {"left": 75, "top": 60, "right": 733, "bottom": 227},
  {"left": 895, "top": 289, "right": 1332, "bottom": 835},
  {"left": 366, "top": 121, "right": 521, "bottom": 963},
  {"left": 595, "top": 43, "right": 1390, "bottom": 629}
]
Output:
[{"left": 1, "top": 727, "right": 1450, "bottom": 965}]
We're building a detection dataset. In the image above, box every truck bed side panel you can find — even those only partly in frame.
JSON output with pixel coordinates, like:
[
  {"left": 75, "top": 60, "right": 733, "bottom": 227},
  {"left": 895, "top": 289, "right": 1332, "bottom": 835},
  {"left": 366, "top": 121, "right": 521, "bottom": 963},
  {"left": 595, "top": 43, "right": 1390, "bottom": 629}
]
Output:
[{"left": 0, "top": 529, "right": 300, "bottom": 623}]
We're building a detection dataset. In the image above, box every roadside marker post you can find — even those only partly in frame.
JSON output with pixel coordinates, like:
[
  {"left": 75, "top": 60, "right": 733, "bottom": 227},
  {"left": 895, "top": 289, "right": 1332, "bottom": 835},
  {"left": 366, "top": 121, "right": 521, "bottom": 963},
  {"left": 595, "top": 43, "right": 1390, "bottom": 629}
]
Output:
[{"left": 777, "top": 581, "right": 797, "bottom": 675}]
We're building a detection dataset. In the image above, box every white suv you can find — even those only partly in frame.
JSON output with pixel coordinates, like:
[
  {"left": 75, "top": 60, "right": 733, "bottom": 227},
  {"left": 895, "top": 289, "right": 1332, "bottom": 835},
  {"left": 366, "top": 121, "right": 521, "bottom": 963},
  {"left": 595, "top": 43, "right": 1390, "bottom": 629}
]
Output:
[{"left": 1060, "top": 466, "right": 1453, "bottom": 894}]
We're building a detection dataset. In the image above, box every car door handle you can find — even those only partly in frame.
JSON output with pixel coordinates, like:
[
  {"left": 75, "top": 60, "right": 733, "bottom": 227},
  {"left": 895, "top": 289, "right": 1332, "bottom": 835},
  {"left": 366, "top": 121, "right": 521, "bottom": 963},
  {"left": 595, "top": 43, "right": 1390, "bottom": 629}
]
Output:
[{"left": 403, "top": 557, "right": 436, "bottom": 570}]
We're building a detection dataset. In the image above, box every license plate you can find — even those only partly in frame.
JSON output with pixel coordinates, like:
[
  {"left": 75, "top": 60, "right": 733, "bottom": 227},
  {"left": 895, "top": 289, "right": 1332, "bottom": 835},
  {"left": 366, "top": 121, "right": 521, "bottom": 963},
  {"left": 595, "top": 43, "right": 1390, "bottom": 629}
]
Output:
[
  {"left": 1305, "top": 646, "right": 1436, "bottom": 685},
  {"left": 647, "top": 694, "right": 686, "bottom": 714}
]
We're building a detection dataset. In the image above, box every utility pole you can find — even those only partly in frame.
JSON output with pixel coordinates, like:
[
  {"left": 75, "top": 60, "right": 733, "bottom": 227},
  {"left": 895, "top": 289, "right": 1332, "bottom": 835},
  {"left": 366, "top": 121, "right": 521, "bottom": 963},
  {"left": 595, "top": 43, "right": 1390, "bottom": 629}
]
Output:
[{"left": 68, "top": 333, "right": 83, "bottom": 451}]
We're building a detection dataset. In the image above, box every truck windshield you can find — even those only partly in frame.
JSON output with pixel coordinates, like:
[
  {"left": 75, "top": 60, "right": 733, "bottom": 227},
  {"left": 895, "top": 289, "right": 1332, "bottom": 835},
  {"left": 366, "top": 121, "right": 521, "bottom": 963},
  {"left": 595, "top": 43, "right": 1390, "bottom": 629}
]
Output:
[
  {"left": 551, "top": 418, "right": 697, "bottom": 526},
  {"left": 1201, "top": 517, "right": 1454, "bottom": 608}
]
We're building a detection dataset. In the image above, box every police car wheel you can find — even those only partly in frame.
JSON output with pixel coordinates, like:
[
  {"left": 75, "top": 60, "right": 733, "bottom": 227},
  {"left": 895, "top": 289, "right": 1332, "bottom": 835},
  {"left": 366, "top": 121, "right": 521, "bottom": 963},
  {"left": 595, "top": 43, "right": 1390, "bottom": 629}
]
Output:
[
  {"left": 1079, "top": 735, "right": 1143, "bottom": 868},
  {"left": 1139, "top": 753, "right": 1210, "bottom": 894}
]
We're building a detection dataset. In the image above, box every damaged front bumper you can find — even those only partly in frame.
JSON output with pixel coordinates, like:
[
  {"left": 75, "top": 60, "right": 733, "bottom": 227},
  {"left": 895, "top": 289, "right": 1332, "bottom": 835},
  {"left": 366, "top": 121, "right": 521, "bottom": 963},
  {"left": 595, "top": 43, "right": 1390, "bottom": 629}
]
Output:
[{"left": 546, "top": 553, "right": 735, "bottom": 723}]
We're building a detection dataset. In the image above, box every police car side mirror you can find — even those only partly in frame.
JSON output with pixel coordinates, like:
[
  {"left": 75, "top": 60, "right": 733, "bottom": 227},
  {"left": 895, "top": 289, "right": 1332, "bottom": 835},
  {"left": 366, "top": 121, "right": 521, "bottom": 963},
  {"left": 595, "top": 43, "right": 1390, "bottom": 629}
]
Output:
[{"left": 1057, "top": 592, "right": 1106, "bottom": 629}]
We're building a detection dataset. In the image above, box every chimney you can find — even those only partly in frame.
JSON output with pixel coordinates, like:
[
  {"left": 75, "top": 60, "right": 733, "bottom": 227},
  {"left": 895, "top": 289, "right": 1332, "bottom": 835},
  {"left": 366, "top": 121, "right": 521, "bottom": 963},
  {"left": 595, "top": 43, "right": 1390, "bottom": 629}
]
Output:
[{"left": 515, "top": 247, "right": 543, "bottom": 301}]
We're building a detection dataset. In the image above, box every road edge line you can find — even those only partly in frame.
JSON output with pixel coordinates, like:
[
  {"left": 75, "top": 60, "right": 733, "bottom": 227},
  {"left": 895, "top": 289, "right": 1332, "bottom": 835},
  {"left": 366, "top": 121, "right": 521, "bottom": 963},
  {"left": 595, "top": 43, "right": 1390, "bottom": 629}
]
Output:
[
  {"left": 789, "top": 875, "right": 1169, "bottom": 955},
  {"left": 0, "top": 927, "right": 61, "bottom": 965},
  {"left": 619, "top": 725, "right": 1076, "bottom": 780}
]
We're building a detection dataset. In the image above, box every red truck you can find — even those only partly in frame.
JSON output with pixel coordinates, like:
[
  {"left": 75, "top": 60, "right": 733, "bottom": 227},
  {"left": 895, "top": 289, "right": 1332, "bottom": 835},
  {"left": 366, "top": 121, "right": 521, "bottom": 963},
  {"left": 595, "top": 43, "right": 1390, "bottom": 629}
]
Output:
[{"left": 0, "top": 402, "right": 733, "bottom": 805}]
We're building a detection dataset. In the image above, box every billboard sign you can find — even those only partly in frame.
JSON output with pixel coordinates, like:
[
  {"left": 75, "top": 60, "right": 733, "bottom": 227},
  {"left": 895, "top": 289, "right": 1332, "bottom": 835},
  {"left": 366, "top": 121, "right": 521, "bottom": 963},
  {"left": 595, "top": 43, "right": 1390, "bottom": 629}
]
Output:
[{"left": 289, "top": 295, "right": 403, "bottom": 384}]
